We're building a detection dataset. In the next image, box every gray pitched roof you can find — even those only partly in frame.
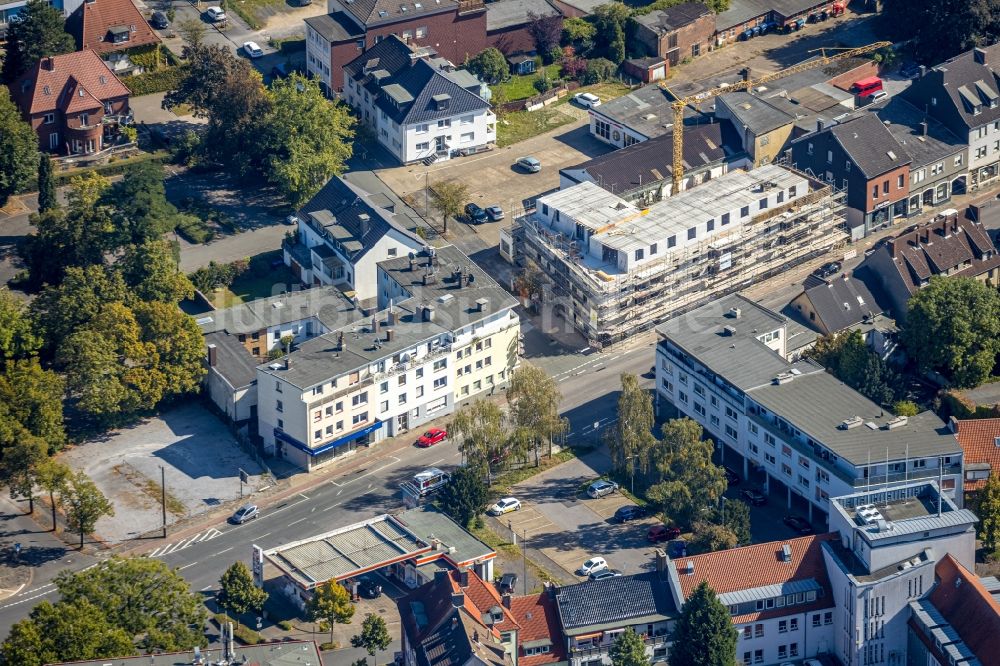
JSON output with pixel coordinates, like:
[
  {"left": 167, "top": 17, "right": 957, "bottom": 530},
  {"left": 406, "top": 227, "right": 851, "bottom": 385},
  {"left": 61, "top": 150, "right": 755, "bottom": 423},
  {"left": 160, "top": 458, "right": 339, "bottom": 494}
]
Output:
[
  {"left": 339, "top": 0, "right": 457, "bottom": 28},
  {"left": 715, "top": 0, "right": 770, "bottom": 30},
  {"left": 634, "top": 2, "right": 711, "bottom": 32},
  {"left": 556, "top": 572, "right": 676, "bottom": 631},
  {"left": 486, "top": 0, "right": 559, "bottom": 31},
  {"left": 903, "top": 44, "right": 1000, "bottom": 132},
  {"left": 871, "top": 97, "right": 965, "bottom": 170},
  {"left": 719, "top": 91, "right": 796, "bottom": 136},
  {"left": 801, "top": 274, "right": 882, "bottom": 334},
  {"left": 205, "top": 331, "right": 259, "bottom": 389},
  {"left": 304, "top": 11, "right": 363, "bottom": 41},
  {"left": 828, "top": 113, "right": 911, "bottom": 179}
]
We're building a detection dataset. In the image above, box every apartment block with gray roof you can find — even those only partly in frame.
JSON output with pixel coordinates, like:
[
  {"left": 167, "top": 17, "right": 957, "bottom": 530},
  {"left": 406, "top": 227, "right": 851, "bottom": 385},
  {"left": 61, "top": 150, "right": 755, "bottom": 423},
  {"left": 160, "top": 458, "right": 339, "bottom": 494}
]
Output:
[
  {"left": 342, "top": 35, "right": 495, "bottom": 164},
  {"left": 654, "top": 294, "right": 965, "bottom": 528}
]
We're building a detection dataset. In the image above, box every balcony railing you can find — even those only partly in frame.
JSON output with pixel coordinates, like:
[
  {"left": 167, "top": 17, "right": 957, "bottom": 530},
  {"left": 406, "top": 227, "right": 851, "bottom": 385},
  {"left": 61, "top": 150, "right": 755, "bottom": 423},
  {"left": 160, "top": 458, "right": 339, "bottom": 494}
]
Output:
[{"left": 570, "top": 634, "right": 670, "bottom": 657}]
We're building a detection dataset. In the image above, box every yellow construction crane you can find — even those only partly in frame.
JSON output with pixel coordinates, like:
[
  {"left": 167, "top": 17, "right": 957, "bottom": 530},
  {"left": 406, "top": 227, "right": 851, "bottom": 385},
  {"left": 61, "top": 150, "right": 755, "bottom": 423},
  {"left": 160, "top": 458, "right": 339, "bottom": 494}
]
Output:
[{"left": 663, "top": 40, "right": 892, "bottom": 193}]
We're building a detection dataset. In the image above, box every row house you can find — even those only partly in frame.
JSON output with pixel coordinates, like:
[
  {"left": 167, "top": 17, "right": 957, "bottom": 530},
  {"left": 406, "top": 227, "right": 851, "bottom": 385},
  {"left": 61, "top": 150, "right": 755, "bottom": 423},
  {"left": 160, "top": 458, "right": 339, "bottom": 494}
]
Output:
[
  {"left": 632, "top": 2, "right": 714, "bottom": 67},
  {"left": 342, "top": 35, "right": 495, "bottom": 164},
  {"left": 65, "top": 0, "right": 161, "bottom": 76},
  {"left": 654, "top": 294, "right": 965, "bottom": 526}
]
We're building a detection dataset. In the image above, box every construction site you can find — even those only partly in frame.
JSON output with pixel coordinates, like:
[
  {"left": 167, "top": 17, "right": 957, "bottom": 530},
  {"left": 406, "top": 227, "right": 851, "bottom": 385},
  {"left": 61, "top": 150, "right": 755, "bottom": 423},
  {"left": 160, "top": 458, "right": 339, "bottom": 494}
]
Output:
[{"left": 517, "top": 163, "right": 848, "bottom": 348}]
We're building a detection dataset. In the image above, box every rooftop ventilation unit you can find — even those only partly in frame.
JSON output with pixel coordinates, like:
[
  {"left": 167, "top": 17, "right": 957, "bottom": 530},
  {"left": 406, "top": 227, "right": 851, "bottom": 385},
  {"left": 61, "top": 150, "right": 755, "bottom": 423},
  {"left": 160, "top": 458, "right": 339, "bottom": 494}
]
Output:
[
  {"left": 773, "top": 372, "right": 795, "bottom": 385},
  {"left": 780, "top": 544, "right": 792, "bottom": 562},
  {"left": 685, "top": 561, "right": 694, "bottom": 575},
  {"left": 857, "top": 504, "right": 884, "bottom": 525},
  {"left": 839, "top": 416, "right": 863, "bottom": 430},
  {"left": 884, "top": 415, "right": 908, "bottom": 430},
  {"left": 438, "top": 294, "right": 454, "bottom": 304},
  {"left": 728, "top": 307, "right": 741, "bottom": 319},
  {"left": 723, "top": 325, "right": 737, "bottom": 336}
]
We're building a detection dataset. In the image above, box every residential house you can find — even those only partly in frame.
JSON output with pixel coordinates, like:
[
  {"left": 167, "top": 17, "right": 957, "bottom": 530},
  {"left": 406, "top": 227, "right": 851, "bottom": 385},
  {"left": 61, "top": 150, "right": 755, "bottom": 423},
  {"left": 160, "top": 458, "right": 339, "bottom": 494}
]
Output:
[
  {"left": 949, "top": 417, "right": 1000, "bottom": 495},
  {"left": 901, "top": 44, "right": 1000, "bottom": 193},
  {"left": 1, "top": 0, "right": 85, "bottom": 42},
  {"left": 284, "top": 174, "right": 427, "bottom": 308},
  {"left": 790, "top": 113, "right": 911, "bottom": 239},
  {"left": 631, "top": 2, "right": 715, "bottom": 67},
  {"left": 559, "top": 121, "right": 743, "bottom": 204},
  {"left": 789, "top": 274, "right": 895, "bottom": 357},
  {"left": 65, "top": 0, "right": 161, "bottom": 76},
  {"left": 654, "top": 293, "right": 966, "bottom": 525},
  {"left": 715, "top": 91, "right": 797, "bottom": 167},
  {"left": 668, "top": 534, "right": 838, "bottom": 665},
  {"left": 873, "top": 96, "right": 968, "bottom": 216},
  {"left": 486, "top": 0, "right": 561, "bottom": 56},
  {"left": 907, "top": 554, "right": 1000, "bottom": 666},
  {"left": 823, "top": 482, "right": 979, "bottom": 666},
  {"left": 304, "top": 0, "right": 490, "bottom": 95},
  {"left": 856, "top": 212, "right": 1000, "bottom": 321},
  {"left": 342, "top": 35, "right": 495, "bottom": 164},
  {"left": 11, "top": 50, "right": 130, "bottom": 154}
]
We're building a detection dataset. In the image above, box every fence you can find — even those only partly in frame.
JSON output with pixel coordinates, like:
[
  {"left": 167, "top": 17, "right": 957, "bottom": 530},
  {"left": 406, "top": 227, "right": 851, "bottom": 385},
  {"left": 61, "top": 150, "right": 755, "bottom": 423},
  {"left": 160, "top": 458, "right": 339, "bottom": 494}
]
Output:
[{"left": 496, "top": 81, "right": 580, "bottom": 113}]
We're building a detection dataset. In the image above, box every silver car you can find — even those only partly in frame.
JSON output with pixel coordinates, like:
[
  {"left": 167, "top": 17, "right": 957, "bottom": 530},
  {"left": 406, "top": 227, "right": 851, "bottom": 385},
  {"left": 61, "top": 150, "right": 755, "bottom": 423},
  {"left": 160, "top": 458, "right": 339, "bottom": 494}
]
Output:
[
  {"left": 231, "top": 503, "right": 258, "bottom": 524},
  {"left": 516, "top": 156, "right": 541, "bottom": 173}
]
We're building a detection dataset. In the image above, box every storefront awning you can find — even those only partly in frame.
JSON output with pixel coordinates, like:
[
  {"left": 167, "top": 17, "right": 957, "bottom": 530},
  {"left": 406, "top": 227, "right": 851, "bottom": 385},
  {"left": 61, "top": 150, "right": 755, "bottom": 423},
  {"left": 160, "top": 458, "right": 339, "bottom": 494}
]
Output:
[{"left": 274, "top": 420, "right": 383, "bottom": 457}]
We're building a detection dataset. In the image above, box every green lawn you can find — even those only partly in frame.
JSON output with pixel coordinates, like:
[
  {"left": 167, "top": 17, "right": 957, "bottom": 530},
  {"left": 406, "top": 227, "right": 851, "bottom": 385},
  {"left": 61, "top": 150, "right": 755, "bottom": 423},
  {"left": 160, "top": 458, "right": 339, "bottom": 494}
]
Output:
[
  {"left": 491, "top": 63, "right": 562, "bottom": 101},
  {"left": 209, "top": 250, "right": 298, "bottom": 308},
  {"left": 496, "top": 107, "right": 576, "bottom": 147}
]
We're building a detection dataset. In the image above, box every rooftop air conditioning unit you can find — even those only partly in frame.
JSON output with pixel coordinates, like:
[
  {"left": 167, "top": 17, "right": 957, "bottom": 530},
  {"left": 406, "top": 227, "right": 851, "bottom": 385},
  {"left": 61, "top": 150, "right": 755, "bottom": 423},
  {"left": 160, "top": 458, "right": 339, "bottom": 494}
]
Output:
[{"left": 839, "top": 416, "right": 863, "bottom": 430}]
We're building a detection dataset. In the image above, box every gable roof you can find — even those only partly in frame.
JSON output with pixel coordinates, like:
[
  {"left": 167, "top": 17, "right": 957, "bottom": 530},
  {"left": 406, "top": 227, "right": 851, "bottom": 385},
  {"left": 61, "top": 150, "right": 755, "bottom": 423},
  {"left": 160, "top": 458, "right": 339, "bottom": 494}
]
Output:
[
  {"left": 927, "top": 554, "right": 1000, "bottom": 661},
  {"left": 304, "top": 11, "right": 364, "bottom": 41},
  {"left": 718, "top": 91, "right": 796, "bottom": 136},
  {"left": 486, "top": 0, "right": 559, "bottom": 31},
  {"left": 12, "top": 50, "right": 130, "bottom": 116},
  {"left": 953, "top": 418, "right": 1000, "bottom": 491},
  {"left": 66, "top": 0, "right": 160, "bottom": 55},
  {"left": 872, "top": 97, "right": 965, "bottom": 170},
  {"left": 556, "top": 571, "right": 677, "bottom": 632},
  {"left": 800, "top": 274, "right": 882, "bottom": 334},
  {"left": 634, "top": 2, "right": 711, "bottom": 32},
  {"left": 509, "top": 593, "right": 566, "bottom": 666},
  {"left": 903, "top": 44, "right": 1000, "bottom": 132},
  {"left": 827, "top": 113, "right": 911, "bottom": 178},
  {"left": 340, "top": 0, "right": 459, "bottom": 28}
]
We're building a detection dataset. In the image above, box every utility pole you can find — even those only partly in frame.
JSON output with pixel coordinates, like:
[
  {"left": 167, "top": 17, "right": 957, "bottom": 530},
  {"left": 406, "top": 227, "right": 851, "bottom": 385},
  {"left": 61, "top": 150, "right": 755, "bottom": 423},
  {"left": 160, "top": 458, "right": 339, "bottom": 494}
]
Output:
[
  {"left": 522, "top": 529, "right": 527, "bottom": 595},
  {"left": 160, "top": 466, "right": 167, "bottom": 538}
]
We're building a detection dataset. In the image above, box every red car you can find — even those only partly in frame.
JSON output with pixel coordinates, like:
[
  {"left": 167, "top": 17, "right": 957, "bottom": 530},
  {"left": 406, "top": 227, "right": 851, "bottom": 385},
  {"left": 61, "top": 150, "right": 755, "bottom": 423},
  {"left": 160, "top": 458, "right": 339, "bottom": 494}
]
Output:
[
  {"left": 647, "top": 525, "right": 682, "bottom": 543},
  {"left": 416, "top": 428, "right": 447, "bottom": 448}
]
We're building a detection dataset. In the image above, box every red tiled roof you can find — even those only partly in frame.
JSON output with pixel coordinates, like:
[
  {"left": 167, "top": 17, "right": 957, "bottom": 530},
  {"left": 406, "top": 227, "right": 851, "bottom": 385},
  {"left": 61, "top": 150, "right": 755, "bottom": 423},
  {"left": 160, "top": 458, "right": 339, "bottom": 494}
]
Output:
[
  {"left": 66, "top": 0, "right": 159, "bottom": 55},
  {"left": 953, "top": 418, "right": 1000, "bottom": 490},
  {"left": 448, "top": 571, "right": 518, "bottom": 630},
  {"left": 928, "top": 554, "right": 1000, "bottom": 660},
  {"left": 12, "top": 50, "right": 129, "bottom": 116},
  {"left": 509, "top": 593, "right": 567, "bottom": 666},
  {"left": 675, "top": 533, "right": 839, "bottom": 599}
]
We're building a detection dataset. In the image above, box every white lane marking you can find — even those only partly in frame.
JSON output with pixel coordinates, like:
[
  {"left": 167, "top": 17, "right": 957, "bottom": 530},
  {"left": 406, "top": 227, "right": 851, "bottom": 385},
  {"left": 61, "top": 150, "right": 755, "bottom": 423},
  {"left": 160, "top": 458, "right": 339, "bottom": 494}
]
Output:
[
  {"left": 149, "top": 528, "right": 223, "bottom": 558},
  {"left": 288, "top": 517, "right": 307, "bottom": 526},
  {"left": 178, "top": 562, "right": 198, "bottom": 571},
  {"left": 322, "top": 502, "right": 342, "bottom": 512},
  {"left": 298, "top": 493, "right": 310, "bottom": 500},
  {"left": 22, "top": 583, "right": 56, "bottom": 595},
  {"left": 213, "top": 547, "right": 234, "bottom": 556},
  {"left": 431, "top": 457, "right": 446, "bottom": 466},
  {"left": 202, "top": 585, "right": 213, "bottom": 591}
]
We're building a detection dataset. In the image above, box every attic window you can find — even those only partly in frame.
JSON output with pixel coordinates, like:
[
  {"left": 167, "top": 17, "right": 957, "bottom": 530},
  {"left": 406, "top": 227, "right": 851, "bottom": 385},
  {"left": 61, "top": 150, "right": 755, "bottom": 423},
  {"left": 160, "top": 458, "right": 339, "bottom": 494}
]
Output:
[
  {"left": 400, "top": 4, "right": 407, "bottom": 11},
  {"left": 43, "top": 85, "right": 51, "bottom": 95},
  {"left": 99, "top": 75, "right": 107, "bottom": 84},
  {"left": 79, "top": 89, "right": 85, "bottom": 97},
  {"left": 415, "top": 2, "right": 422, "bottom": 7},
  {"left": 995, "top": 437, "right": 1000, "bottom": 448},
  {"left": 886, "top": 150, "right": 897, "bottom": 160},
  {"left": 378, "top": 9, "right": 387, "bottom": 15}
]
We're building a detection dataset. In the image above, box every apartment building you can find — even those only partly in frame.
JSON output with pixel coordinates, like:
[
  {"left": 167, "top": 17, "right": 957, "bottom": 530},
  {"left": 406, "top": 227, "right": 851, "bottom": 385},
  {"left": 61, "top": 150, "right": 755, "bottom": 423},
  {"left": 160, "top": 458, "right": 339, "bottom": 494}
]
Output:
[
  {"left": 654, "top": 294, "right": 965, "bottom": 525},
  {"left": 257, "top": 245, "right": 518, "bottom": 471},
  {"left": 715, "top": 92, "right": 796, "bottom": 168},
  {"left": 519, "top": 164, "right": 847, "bottom": 348}
]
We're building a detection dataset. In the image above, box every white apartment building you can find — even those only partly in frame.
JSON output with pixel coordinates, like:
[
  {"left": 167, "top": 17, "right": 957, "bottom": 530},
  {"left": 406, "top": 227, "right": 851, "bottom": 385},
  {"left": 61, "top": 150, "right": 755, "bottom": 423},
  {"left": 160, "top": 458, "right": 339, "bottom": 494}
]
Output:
[
  {"left": 343, "top": 36, "right": 495, "bottom": 165},
  {"left": 654, "top": 294, "right": 965, "bottom": 526},
  {"left": 284, "top": 175, "right": 426, "bottom": 308}
]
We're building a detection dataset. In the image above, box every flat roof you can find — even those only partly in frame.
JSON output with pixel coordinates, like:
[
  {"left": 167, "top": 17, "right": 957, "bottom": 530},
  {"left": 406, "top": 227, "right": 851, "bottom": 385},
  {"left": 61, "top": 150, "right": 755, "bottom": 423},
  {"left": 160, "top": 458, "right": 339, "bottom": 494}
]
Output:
[
  {"left": 52, "top": 641, "right": 323, "bottom": 666},
  {"left": 198, "top": 285, "right": 357, "bottom": 337},
  {"left": 830, "top": 482, "right": 978, "bottom": 543}
]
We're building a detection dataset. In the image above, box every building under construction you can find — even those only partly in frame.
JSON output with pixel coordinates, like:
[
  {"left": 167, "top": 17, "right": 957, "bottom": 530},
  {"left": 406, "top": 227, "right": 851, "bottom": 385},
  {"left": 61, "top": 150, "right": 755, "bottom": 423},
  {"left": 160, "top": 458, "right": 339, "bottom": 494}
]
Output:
[{"left": 518, "top": 163, "right": 847, "bottom": 348}]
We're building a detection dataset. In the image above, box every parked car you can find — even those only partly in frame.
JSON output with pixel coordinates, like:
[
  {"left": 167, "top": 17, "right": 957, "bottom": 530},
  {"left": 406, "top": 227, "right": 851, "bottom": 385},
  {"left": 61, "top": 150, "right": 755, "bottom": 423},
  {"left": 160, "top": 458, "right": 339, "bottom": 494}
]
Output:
[
  {"left": 741, "top": 488, "right": 768, "bottom": 506},
  {"left": 271, "top": 63, "right": 292, "bottom": 80},
  {"left": 589, "top": 569, "right": 622, "bottom": 581},
  {"left": 813, "top": 261, "right": 842, "bottom": 278},
  {"left": 465, "top": 203, "right": 488, "bottom": 224},
  {"left": 244, "top": 41, "right": 264, "bottom": 58},
  {"left": 667, "top": 539, "right": 687, "bottom": 558},
  {"left": 488, "top": 497, "right": 522, "bottom": 516},
  {"left": 150, "top": 10, "right": 169, "bottom": 29},
  {"left": 516, "top": 156, "right": 541, "bottom": 173},
  {"left": 357, "top": 576, "right": 382, "bottom": 599},
  {"left": 230, "top": 503, "right": 258, "bottom": 524},
  {"left": 499, "top": 572, "right": 518, "bottom": 594},
  {"left": 647, "top": 525, "right": 682, "bottom": 542},
  {"left": 485, "top": 205, "right": 504, "bottom": 221},
  {"left": 587, "top": 479, "right": 619, "bottom": 499},
  {"left": 574, "top": 92, "right": 601, "bottom": 108},
  {"left": 865, "top": 90, "right": 888, "bottom": 104},
  {"left": 577, "top": 557, "right": 608, "bottom": 576},
  {"left": 205, "top": 6, "right": 226, "bottom": 21},
  {"left": 783, "top": 515, "right": 815, "bottom": 535},
  {"left": 899, "top": 63, "right": 921, "bottom": 79},
  {"left": 416, "top": 427, "right": 447, "bottom": 448},
  {"left": 724, "top": 467, "right": 741, "bottom": 486},
  {"left": 613, "top": 505, "right": 647, "bottom": 523},
  {"left": 284, "top": 214, "right": 298, "bottom": 226}
]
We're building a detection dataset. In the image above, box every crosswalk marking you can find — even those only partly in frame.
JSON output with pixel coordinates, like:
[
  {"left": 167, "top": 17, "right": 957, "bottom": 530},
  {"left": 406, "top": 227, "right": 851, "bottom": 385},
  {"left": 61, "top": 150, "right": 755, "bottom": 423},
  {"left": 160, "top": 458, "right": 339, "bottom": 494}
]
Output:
[{"left": 147, "top": 528, "right": 223, "bottom": 558}]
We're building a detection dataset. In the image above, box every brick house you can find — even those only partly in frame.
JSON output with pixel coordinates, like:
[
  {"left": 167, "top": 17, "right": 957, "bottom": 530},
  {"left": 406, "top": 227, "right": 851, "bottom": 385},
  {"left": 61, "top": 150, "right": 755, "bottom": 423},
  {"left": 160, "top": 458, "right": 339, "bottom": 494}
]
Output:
[
  {"left": 65, "top": 0, "right": 160, "bottom": 76},
  {"left": 304, "top": 0, "right": 488, "bottom": 95},
  {"left": 12, "top": 50, "right": 130, "bottom": 155},
  {"left": 790, "top": 113, "right": 911, "bottom": 239},
  {"left": 949, "top": 417, "right": 1000, "bottom": 495},
  {"left": 485, "top": 0, "right": 561, "bottom": 56},
  {"left": 631, "top": 2, "right": 714, "bottom": 66}
]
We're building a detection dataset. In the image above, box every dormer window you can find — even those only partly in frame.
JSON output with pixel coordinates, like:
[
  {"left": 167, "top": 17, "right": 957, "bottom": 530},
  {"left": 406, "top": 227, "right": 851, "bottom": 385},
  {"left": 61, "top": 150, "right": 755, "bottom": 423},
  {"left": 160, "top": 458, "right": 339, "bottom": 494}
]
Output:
[
  {"left": 43, "top": 85, "right": 51, "bottom": 95},
  {"left": 99, "top": 75, "right": 107, "bottom": 84}
]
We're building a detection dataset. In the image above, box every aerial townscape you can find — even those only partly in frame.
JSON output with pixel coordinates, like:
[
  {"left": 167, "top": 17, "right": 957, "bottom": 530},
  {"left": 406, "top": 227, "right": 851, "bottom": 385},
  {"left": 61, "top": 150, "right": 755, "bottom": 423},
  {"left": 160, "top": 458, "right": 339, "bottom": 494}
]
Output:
[{"left": 4, "top": 0, "right": 1000, "bottom": 664}]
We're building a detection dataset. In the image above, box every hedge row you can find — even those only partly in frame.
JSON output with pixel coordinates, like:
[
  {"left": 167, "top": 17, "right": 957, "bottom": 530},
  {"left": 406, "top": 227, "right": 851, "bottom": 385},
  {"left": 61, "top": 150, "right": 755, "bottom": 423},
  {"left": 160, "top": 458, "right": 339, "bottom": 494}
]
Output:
[
  {"left": 124, "top": 65, "right": 189, "bottom": 97},
  {"left": 53, "top": 151, "right": 169, "bottom": 187},
  {"left": 212, "top": 613, "right": 263, "bottom": 645}
]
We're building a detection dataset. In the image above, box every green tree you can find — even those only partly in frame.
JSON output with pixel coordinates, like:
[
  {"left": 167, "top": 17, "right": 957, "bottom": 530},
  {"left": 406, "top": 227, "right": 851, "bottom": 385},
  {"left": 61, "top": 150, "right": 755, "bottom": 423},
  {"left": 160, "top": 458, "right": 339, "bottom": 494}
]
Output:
[
  {"left": 668, "top": 581, "right": 738, "bottom": 666},
  {"left": 584, "top": 57, "right": 617, "bottom": 84},
  {"left": 0, "top": 438, "right": 47, "bottom": 514},
  {"left": 808, "top": 329, "right": 898, "bottom": 405},
  {"left": 467, "top": 47, "right": 509, "bottom": 84},
  {"left": 436, "top": 465, "right": 489, "bottom": 527},
  {"left": 29, "top": 265, "right": 129, "bottom": 352},
  {"left": 592, "top": 3, "right": 630, "bottom": 63},
  {"left": 0, "top": 85, "right": 38, "bottom": 207},
  {"left": 430, "top": 179, "right": 469, "bottom": 235},
  {"left": 527, "top": 12, "right": 563, "bottom": 58},
  {"left": 607, "top": 373, "right": 656, "bottom": 477},
  {"left": 218, "top": 561, "right": 269, "bottom": 616},
  {"left": 102, "top": 161, "right": 180, "bottom": 245},
  {"left": 978, "top": 473, "right": 1000, "bottom": 556},
  {"left": 0, "top": 288, "right": 42, "bottom": 359},
  {"left": 263, "top": 74, "right": 355, "bottom": 206},
  {"left": 59, "top": 470, "right": 114, "bottom": 548},
  {"left": 0, "top": 0, "right": 76, "bottom": 84},
  {"left": 119, "top": 240, "right": 194, "bottom": 304},
  {"left": 307, "top": 580, "right": 355, "bottom": 645},
  {"left": 450, "top": 400, "right": 507, "bottom": 484},
  {"left": 892, "top": 400, "right": 920, "bottom": 417},
  {"left": 36, "top": 458, "right": 71, "bottom": 532},
  {"left": 902, "top": 277, "right": 1000, "bottom": 388},
  {"left": 688, "top": 521, "right": 737, "bottom": 555},
  {"left": 351, "top": 613, "right": 392, "bottom": 658},
  {"left": 609, "top": 628, "right": 650, "bottom": 666},
  {"left": 713, "top": 498, "right": 750, "bottom": 546},
  {"left": 507, "top": 363, "right": 566, "bottom": 462},
  {"left": 562, "top": 17, "right": 596, "bottom": 52},
  {"left": 37, "top": 153, "right": 56, "bottom": 213},
  {"left": 134, "top": 300, "right": 206, "bottom": 397},
  {"left": 175, "top": 17, "right": 208, "bottom": 51},
  {"left": 646, "top": 419, "right": 726, "bottom": 528},
  {"left": 55, "top": 556, "right": 207, "bottom": 652},
  {"left": 0, "top": 599, "right": 134, "bottom": 666},
  {"left": 0, "top": 358, "right": 66, "bottom": 451},
  {"left": 881, "top": 0, "right": 988, "bottom": 66}
]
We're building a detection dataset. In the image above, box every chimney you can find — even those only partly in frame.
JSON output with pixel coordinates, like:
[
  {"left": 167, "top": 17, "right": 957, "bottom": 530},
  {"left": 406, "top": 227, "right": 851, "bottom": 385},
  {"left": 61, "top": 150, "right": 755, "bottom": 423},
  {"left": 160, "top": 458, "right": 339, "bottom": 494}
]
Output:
[
  {"left": 338, "top": 331, "right": 346, "bottom": 351},
  {"left": 502, "top": 594, "right": 512, "bottom": 609},
  {"left": 225, "top": 622, "right": 235, "bottom": 661},
  {"left": 475, "top": 298, "right": 488, "bottom": 313},
  {"left": 459, "top": 570, "right": 469, "bottom": 588},
  {"left": 385, "top": 328, "right": 394, "bottom": 342},
  {"left": 918, "top": 65, "right": 926, "bottom": 78},
  {"left": 359, "top": 213, "right": 370, "bottom": 238},
  {"left": 920, "top": 120, "right": 928, "bottom": 137},
  {"left": 949, "top": 415, "right": 958, "bottom": 433},
  {"left": 423, "top": 305, "right": 436, "bottom": 322},
  {"left": 974, "top": 47, "right": 988, "bottom": 65},
  {"left": 387, "top": 309, "right": 396, "bottom": 326},
  {"left": 434, "top": 568, "right": 449, "bottom": 584},
  {"left": 409, "top": 255, "right": 416, "bottom": 271},
  {"left": 654, "top": 548, "right": 668, "bottom": 580},
  {"left": 816, "top": 118, "right": 825, "bottom": 132},
  {"left": 740, "top": 67, "right": 751, "bottom": 82},
  {"left": 43, "top": 56, "right": 55, "bottom": 71},
  {"left": 372, "top": 316, "right": 380, "bottom": 335},
  {"left": 452, "top": 615, "right": 459, "bottom": 629},
  {"left": 207, "top": 344, "right": 218, "bottom": 367},
  {"left": 284, "top": 356, "right": 291, "bottom": 370}
]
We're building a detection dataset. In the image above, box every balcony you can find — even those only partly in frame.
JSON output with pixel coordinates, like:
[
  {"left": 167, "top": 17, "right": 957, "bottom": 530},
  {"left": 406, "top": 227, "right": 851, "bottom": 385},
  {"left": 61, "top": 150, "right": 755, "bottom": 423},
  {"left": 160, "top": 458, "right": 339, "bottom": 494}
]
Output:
[
  {"left": 570, "top": 634, "right": 670, "bottom": 658},
  {"left": 851, "top": 466, "right": 962, "bottom": 488}
]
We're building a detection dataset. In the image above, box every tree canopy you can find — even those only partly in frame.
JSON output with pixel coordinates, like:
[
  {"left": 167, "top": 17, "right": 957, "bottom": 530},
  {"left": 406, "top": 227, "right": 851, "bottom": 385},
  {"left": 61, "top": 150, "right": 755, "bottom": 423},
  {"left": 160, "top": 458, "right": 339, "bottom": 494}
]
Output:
[
  {"left": 59, "top": 470, "right": 115, "bottom": 547},
  {"left": 808, "top": 329, "right": 898, "bottom": 405},
  {"left": 646, "top": 419, "right": 726, "bottom": 528},
  {"left": 467, "top": 47, "right": 509, "bottom": 85},
  {"left": 0, "top": 0, "right": 76, "bottom": 84},
  {"left": 436, "top": 465, "right": 489, "bottom": 527},
  {"left": 218, "top": 561, "right": 268, "bottom": 616},
  {"left": 308, "top": 580, "right": 354, "bottom": 644},
  {"left": 352, "top": 613, "right": 392, "bottom": 658},
  {"left": 881, "top": 0, "right": 991, "bottom": 66},
  {"left": 668, "top": 581, "right": 738, "bottom": 666},
  {"left": 0, "top": 85, "right": 38, "bottom": 208},
  {"left": 1, "top": 599, "right": 134, "bottom": 666},
  {"left": 609, "top": 628, "right": 650, "bottom": 666},
  {"left": 507, "top": 363, "right": 566, "bottom": 462},
  {"left": 978, "top": 473, "right": 1000, "bottom": 558},
  {"left": 606, "top": 372, "right": 656, "bottom": 476}
]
